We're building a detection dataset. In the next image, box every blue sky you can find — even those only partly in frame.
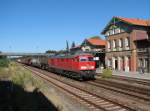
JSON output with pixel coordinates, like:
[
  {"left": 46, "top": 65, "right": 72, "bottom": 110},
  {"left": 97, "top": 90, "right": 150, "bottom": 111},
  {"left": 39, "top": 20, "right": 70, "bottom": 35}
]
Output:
[{"left": 0, "top": 0, "right": 150, "bottom": 52}]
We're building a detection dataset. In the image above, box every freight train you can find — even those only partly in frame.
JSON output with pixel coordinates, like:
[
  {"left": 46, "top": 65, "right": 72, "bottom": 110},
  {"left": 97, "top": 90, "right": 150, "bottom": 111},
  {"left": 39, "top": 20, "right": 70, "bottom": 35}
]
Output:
[{"left": 20, "top": 53, "right": 96, "bottom": 80}]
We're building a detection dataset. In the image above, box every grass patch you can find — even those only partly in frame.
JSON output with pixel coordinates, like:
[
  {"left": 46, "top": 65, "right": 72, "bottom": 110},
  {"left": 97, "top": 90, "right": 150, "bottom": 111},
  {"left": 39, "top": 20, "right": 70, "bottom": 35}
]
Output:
[
  {"left": 0, "top": 58, "right": 10, "bottom": 79},
  {"left": 10, "top": 62, "right": 44, "bottom": 90},
  {"left": 0, "top": 58, "right": 9, "bottom": 68},
  {"left": 101, "top": 68, "right": 112, "bottom": 78},
  {"left": 0, "top": 61, "right": 44, "bottom": 90},
  {"left": 0, "top": 67, "right": 9, "bottom": 79},
  {"left": 0, "top": 62, "right": 58, "bottom": 111}
]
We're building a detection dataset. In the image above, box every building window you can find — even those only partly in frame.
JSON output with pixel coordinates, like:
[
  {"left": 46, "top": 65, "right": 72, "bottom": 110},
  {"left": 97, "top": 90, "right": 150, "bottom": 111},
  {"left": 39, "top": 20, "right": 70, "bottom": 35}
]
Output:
[
  {"left": 125, "top": 37, "right": 129, "bottom": 48},
  {"left": 138, "top": 59, "right": 143, "bottom": 68},
  {"left": 124, "top": 56, "right": 130, "bottom": 72},
  {"left": 145, "top": 58, "right": 148, "bottom": 70},
  {"left": 120, "top": 57, "right": 124, "bottom": 71},
  {"left": 121, "top": 28, "right": 125, "bottom": 33},
  {"left": 112, "top": 40, "right": 115, "bottom": 48},
  {"left": 106, "top": 31, "right": 110, "bottom": 36},
  {"left": 109, "top": 30, "right": 113, "bottom": 35},
  {"left": 115, "top": 28, "right": 120, "bottom": 34},
  {"left": 121, "top": 38, "right": 123, "bottom": 47},
  {"left": 115, "top": 40, "right": 117, "bottom": 48},
  {"left": 107, "top": 59, "right": 112, "bottom": 67},
  {"left": 112, "top": 39, "right": 117, "bottom": 50},
  {"left": 118, "top": 39, "right": 122, "bottom": 48},
  {"left": 140, "top": 58, "right": 148, "bottom": 69},
  {"left": 112, "top": 29, "right": 115, "bottom": 35},
  {"left": 107, "top": 41, "right": 111, "bottom": 49}
]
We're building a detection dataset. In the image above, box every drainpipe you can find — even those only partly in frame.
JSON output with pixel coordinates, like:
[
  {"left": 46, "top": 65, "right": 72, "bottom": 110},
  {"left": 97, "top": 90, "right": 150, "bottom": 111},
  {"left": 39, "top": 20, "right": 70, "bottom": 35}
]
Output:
[{"left": 148, "top": 47, "right": 150, "bottom": 73}]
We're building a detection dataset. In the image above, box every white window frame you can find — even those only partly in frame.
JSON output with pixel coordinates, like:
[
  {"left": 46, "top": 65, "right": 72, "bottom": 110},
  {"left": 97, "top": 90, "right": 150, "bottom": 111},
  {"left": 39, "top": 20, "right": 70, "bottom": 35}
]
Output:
[
  {"left": 112, "top": 29, "right": 115, "bottom": 35},
  {"left": 115, "top": 28, "right": 120, "bottom": 34},
  {"left": 112, "top": 39, "right": 116, "bottom": 48},
  {"left": 107, "top": 41, "right": 111, "bottom": 49},
  {"left": 125, "top": 37, "right": 129, "bottom": 47},
  {"left": 109, "top": 30, "right": 113, "bottom": 35},
  {"left": 106, "top": 31, "right": 110, "bottom": 36},
  {"left": 107, "top": 59, "right": 112, "bottom": 67},
  {"left": 118, "top": 39, "right": 122, "bottom": 48}
]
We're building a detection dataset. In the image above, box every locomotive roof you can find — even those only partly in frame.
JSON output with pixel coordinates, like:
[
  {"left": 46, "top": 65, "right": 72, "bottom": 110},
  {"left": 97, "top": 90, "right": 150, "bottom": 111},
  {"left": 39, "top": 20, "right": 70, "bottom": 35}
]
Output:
[{"left": 49, "top": 52, "right": 93, "bottom": 59}]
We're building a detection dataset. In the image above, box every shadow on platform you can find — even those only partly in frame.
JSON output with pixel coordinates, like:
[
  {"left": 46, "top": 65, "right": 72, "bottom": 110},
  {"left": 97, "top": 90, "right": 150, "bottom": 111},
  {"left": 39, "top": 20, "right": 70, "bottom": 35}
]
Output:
[{"left": 0, "top": 81, "right": 59, "bottom": 111}]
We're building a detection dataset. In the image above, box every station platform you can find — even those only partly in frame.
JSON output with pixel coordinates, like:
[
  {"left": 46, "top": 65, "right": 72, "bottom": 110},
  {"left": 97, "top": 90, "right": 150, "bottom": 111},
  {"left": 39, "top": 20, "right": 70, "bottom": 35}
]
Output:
[
  {"left": 96, "top": 68, "right": 150, "bottom": 80},
  {"left": 112, "top": 71, "right": 150, "bottom": 80}
]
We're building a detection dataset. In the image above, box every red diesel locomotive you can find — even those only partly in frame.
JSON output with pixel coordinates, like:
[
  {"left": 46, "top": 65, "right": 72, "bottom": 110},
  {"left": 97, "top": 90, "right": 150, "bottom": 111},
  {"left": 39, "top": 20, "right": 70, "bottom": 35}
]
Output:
[
  {"left": 21, "top": 53, "right": 96, "bottom": 80},
  {"left": 48, "top": 53, "right": 96, "bottom": 80}
]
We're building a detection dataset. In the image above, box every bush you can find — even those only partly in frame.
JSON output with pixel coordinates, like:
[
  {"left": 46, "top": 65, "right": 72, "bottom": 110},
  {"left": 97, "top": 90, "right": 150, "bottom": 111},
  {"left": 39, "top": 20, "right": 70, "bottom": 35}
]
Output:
[
  {"left": 101, "top": 68, "right": 112, "bottom": 78},
  {"left": 0, "top": 58, "right": 9, "bottom": 67}
]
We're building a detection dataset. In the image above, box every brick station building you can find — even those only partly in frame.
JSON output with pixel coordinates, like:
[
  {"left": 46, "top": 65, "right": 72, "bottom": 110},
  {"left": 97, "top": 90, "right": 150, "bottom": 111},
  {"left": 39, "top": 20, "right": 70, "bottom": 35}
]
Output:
[{"left": 101, "top": 16, "right": 150, "bottom": 72}]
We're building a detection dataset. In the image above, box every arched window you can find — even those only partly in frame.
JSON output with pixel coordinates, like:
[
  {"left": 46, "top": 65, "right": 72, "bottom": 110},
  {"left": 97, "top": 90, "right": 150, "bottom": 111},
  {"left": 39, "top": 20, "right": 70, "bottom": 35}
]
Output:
[
  {"left": 107, "top": 59, "right": 112, "bottom": 67},
  {"left": 107, "top": 41, "right": 111, "bottom": 49},
  {"left": 112, "top": 39, "right": 117, "bottom": 50},
  {"left": 109, "top": 30, "right": 113, "bottom": 35},
  {"left": 118, "top": 39, "right": 122, "bottom": 48},
  {"left": 115, "top": 28, "right": 120, "bottom": 34},
  {"left": 125, "top": 37, "right": 129, "bottom": 47},
  {"left": 106, "top": 31, "right": 110, "bottom": 36}
]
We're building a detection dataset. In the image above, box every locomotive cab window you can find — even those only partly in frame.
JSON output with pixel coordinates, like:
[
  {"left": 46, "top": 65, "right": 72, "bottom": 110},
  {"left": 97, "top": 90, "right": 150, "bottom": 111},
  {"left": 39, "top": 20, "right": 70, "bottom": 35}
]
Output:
[
  {"left": 79, "top": 57, "right": 88, "bottom": 62},
  {"left": 88, "top": 57, "right": 94, "bottom": 61},
  {"left": 79, "top": 56, "right": 94, "bottom": 62}
]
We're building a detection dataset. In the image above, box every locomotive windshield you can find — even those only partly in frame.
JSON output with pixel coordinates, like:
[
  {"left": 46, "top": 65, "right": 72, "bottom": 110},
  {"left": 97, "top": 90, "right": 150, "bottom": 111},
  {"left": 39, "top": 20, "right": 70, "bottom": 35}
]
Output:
[
  {"left": 88, "top": 57, "right": 94, "bottom": 61},
  {"left": 79, "top": 56, "right": 93, "bottom": 62}
]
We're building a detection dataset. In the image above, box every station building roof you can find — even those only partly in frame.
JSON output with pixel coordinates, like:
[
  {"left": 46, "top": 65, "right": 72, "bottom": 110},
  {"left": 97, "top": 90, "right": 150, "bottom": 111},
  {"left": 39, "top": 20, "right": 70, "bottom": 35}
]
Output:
[
  {"left": 116, "top": 16, "right": 150, "bottom": 26},
  {"left": 86, "top": 37, "right": 106, "bottom": 46},
  {"left": 101, "top": 16, "right": 150, "bottom": 34}
]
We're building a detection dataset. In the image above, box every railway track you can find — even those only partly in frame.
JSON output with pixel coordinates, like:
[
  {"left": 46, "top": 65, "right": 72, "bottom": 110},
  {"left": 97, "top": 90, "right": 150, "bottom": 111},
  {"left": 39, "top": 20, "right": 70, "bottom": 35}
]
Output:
[
  {"left": 24, "top": 65, "right": 135, "bottom": 111},
  {"left": 111, "top": 75, "right": 150, "bottom": 86},
  {"left": 87, "top": 79, "right": 150, "bottom": 102}
]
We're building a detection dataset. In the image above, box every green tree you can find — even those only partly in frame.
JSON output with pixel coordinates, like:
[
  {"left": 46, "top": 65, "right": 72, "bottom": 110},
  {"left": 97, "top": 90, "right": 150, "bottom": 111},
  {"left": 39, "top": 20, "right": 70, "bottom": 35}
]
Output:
[
  {"left": 45, "top": 50, "right": 57, "bottom": 54},
  {"left": 66, "top": 40, "right": 70, "bottom": 53},
  {"left": 71, "top": 41, "right": 76, "bottom": 48},
  {"left": 90, "top": 36, "right": 101, "bottom": 39}
]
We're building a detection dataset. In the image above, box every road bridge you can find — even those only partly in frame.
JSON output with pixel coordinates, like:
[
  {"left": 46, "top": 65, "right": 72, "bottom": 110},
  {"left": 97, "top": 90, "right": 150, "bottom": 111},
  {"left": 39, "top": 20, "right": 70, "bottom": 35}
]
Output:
[{"left": 0, "top": 52, "right": 53, "bottom": 56}]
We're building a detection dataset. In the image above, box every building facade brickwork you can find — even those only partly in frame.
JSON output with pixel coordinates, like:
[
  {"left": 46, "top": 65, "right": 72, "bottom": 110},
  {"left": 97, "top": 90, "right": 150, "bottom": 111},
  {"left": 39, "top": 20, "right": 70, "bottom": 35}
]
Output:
[{"left": 102, "top": 17, "right": 150, "bottom": 72}]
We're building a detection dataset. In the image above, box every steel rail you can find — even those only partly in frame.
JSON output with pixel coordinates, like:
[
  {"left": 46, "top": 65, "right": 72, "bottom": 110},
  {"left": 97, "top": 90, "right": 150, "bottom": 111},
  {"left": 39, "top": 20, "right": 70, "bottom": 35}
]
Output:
[{"left": 24, "top": 65, "right": 135, "bottom": 111}]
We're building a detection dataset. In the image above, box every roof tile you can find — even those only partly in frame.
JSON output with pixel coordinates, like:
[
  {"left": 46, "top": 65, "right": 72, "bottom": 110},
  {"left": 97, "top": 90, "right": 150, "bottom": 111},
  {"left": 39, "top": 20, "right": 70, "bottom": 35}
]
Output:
[
  {"left": 87, "top": 38, "right": 106, "bottom": 46},
  {"left": 117, "top": 17, "right": 150, "bottom": 26}
]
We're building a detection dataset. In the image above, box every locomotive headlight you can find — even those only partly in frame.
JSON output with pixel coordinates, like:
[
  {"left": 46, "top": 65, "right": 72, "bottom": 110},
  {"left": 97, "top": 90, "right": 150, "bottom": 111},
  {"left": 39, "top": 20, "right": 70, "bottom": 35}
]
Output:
[
  {"left": 81, "top": 66, "right": 87, "bottom": 69},
  {"left": 90, "top": 66, "right": 94, "bottom": 69},
  {"left": 81, "top": 66, "right": 94, "bottom": 69}
]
